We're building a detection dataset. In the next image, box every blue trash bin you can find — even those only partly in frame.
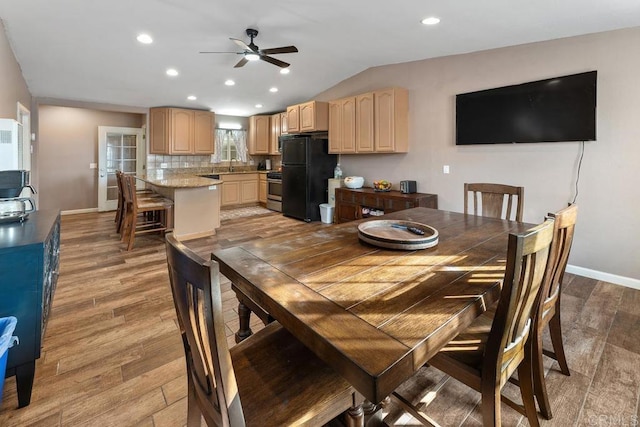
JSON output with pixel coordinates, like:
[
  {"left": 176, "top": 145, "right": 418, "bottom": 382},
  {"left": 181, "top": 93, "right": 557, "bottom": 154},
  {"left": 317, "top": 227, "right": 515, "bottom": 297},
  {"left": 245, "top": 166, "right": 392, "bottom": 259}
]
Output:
[{"left": 0, "top": 316, "right": 18, "bottom": 405}]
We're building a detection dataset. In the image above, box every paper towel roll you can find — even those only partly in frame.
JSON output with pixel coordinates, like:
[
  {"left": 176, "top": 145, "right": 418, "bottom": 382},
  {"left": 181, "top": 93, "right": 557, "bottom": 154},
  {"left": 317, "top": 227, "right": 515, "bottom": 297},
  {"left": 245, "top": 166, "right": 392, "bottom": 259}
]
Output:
[{"left": 328, "top": 178, "right": 341, "bottom": 207}]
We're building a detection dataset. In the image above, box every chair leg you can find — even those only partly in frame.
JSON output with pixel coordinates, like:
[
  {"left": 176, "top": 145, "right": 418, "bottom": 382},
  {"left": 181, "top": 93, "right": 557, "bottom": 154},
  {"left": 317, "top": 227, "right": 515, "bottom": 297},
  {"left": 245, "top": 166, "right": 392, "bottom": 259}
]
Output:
[
  {"left": 481, "top": 386, "right": 501, "bottom": 427},
  {"left": 517, "top": 355, "right": 541, "bottom": 427},
  {"left": 548, "top": 312, "right": 570, "bottom": 376},
  {"left": 532, "top": 334, "right": 553, "bottom": 420},
  {"left": 186, "top": 372, "right": 202, "bottom": 427}
]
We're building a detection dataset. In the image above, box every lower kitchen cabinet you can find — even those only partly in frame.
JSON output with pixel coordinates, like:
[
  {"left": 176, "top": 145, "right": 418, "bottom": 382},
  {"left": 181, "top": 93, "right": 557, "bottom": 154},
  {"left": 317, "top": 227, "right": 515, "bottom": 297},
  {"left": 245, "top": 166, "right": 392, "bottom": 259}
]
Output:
[
  {"left": 0, "top": 210, "right": 60, "bottom": 408},
  {"left": 259, "top": 173, "right": 267, "bottom": 204},
  {"left": 335, "top": 187, "right": 437, "bottom": 223},
  {"left": 220, "top": 173, "right": 259, "bottom": 207}
]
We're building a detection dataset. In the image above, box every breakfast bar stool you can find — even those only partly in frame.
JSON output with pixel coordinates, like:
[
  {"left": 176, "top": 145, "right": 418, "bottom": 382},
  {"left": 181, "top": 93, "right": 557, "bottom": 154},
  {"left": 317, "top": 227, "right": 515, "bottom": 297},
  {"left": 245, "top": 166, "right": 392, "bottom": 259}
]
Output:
[
  {"left": 120, "top": 174, "right": 173, "bottom": 251},
  {"left": 464, "top": 183, "right": 524, "bottom": 222},
  {"left": 114, "top": 170, "right": 158, "bottom": 235}
]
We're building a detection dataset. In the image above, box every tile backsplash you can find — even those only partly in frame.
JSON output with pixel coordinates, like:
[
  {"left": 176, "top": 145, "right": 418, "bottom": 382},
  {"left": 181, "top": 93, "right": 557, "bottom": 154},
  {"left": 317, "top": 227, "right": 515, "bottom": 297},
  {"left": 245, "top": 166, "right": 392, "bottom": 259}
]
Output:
[{"left": 146, "top": 154, "right": 281, "bottom": 175}]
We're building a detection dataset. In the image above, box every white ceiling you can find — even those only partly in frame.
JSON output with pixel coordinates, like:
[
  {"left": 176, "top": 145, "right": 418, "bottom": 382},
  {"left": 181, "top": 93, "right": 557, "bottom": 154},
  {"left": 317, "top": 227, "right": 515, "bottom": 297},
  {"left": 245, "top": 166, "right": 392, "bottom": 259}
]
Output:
[{"left": 2, "top": 0, "right": 640, "bottom": 117}]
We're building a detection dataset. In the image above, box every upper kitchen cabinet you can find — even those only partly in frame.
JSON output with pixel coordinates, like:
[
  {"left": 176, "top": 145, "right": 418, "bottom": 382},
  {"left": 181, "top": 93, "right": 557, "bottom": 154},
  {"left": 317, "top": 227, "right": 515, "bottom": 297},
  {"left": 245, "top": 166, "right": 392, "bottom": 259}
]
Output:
[
  {"left": 329, "top": 97, "right": 356, "bottom": 154},
  {"left": 374, "top": 87, "right": 408, "bottom": 152},
  {"left": 280, "top": 112, "right": 288, "bottom": 135},
  {"left": 149, "top": 107, "right": 215, "bottom": 155},
  {"left": 328, "top": 87, "right": 408, "bottom": 154},
  {"left": 269, "top": 112, "right": 283, "bottom": 155},
  {"left": 286, "top": 101, "right": 328, "bottom": 134},
  {"left": 248, "top": 115, "right": 271, "bottom": 155}
]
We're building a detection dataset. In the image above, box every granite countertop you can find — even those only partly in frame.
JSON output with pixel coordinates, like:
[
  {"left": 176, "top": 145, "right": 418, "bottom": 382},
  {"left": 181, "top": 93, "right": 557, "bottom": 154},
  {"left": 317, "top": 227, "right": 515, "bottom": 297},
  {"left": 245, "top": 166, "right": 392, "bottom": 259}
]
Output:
[{"left": 137, "top": 173, "right": 222, "bottom": 188}]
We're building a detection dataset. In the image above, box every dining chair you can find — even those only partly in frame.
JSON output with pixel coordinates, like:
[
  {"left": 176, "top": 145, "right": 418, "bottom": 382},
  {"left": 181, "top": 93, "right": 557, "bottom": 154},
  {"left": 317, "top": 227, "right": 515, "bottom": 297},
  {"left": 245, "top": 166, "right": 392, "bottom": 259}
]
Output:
[
  {"left": 120, "top": 174, "right": 173, "bottom": 250},
  {"left": 530, "top": 204, "right": 578, "bottom": 419},
  {"left": 389, "top": 218, "right": 555, "bottom": 427},
  {"left": 165, "top": 233, "right": 364, "bottom": 427},
  {"left": 464, "top": 183, "right": 524, "bottom": 222}
]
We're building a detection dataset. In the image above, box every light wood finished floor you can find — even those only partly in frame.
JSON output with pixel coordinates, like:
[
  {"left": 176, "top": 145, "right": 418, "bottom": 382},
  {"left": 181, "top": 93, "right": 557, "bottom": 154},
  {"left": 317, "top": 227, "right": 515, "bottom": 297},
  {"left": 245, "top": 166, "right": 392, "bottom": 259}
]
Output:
[{"left": 0, "top": 211, "right": 638, "bottom": 427}]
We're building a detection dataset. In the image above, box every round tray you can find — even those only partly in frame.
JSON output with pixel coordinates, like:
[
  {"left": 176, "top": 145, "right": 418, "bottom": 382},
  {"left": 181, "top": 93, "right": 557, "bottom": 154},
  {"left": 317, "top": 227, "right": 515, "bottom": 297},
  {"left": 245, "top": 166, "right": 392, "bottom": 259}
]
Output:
[{"left": 357, "top": 220, "right": 439, "bottom": 250}]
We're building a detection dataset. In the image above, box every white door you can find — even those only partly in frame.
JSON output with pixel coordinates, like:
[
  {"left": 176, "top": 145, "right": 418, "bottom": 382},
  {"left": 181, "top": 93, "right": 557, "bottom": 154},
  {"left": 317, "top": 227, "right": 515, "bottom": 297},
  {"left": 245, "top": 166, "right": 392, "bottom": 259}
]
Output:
[{"left": 98, "top": 126, "right": 145, "bottom": 212}]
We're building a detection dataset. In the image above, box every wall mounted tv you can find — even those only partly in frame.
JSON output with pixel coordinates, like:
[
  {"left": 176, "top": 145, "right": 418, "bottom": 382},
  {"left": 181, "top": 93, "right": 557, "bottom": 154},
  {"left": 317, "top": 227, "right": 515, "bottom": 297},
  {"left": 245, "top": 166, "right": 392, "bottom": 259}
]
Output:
[{"left": 455, "top": 71, "right": 597, "bottom": 145}]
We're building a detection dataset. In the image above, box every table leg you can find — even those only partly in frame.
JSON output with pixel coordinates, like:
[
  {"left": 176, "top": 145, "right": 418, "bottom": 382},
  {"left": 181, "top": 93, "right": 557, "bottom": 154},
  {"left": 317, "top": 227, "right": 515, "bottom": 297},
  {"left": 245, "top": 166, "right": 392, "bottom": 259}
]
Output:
[
  {"left": 345, "top": 402, "right": 364, "bottom": 427},
  {"left": 235, "top": 300, "right": 253, "bottom": 343}
]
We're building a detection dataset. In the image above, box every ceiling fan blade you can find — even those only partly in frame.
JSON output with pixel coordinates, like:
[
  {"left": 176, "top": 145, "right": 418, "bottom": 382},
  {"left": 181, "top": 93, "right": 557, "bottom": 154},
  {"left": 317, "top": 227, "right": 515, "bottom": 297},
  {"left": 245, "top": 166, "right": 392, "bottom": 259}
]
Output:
[
  {"left": 260, "top": 46, "right": 298, "bottom": 55},
  {"left": 234, "top": 57, "right": 249, "bottom": 68},
  {"left": 230, "top": 37, "right": 252, "bottom": 51},
  {"left": 260, "top": 55, "right": 290, "bottom": 68}
]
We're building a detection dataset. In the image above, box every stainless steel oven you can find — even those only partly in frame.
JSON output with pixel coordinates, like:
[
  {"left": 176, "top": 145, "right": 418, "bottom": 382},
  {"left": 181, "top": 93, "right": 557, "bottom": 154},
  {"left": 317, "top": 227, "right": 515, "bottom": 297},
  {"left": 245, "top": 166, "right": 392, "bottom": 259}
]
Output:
[{"left": 266, "top": 171, "right": 282, "bottom": 212}]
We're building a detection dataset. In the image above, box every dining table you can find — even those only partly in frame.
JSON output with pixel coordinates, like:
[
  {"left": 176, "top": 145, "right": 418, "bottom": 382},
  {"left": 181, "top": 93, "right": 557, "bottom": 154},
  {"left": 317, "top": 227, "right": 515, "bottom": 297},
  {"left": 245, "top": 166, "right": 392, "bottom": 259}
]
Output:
[{"left": 211, "top": 207, "right": 532, "bottom": 406}]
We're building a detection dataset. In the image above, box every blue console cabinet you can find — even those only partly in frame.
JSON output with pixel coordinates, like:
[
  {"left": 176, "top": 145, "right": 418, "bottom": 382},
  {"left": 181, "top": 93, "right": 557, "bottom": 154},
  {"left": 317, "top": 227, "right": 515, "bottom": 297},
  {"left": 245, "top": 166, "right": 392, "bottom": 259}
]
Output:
[{"left": 0, "top": 210, "right": 60, "bottom": 408}]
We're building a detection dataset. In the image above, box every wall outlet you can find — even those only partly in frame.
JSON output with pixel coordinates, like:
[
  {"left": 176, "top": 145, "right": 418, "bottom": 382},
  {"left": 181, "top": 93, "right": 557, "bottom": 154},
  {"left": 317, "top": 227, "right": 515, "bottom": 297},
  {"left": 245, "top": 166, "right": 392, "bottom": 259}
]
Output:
[
  {"left": 443, "top": 165, "right": 450, "bottom": 174},
  {"left": 160, "top": 163, "right": 168, "bottom": 168}
]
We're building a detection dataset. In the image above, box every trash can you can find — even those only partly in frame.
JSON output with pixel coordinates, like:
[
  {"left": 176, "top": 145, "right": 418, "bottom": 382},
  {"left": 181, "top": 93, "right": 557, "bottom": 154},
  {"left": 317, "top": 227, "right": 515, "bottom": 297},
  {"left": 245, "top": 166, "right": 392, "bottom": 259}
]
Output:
[
  {"left": 0, "top": 316, "right": 18, "bottom": 405},
  {"left": 319, "top": 203, "right": 334, "bottom": 224}
]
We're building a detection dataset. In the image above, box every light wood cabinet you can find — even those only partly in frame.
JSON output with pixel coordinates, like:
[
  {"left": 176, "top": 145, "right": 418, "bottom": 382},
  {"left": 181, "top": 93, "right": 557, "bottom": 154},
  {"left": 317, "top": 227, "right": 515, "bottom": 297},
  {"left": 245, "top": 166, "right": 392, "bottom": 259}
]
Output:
[
  {"left": 374, "top": 88, "right": 408, "bottom": 152},
  {"left": 220, "top": 173, "right": 259, "bottom": 207},
  {"left": 270, "top": 112, "right": 283, "bottom": 155},
  {"left": 286, "top": 101, "right": 328, "bottom": 134},
  {"left": 327, "top": 87, "right": 408, "bottom": 154},
  {"left": 259, "top": 173, "right": 267, "bottom": 204},
  {"left": 149, "top": 107, "right": 215, "bottom": 155},
  {"left": 248, "top": 115, "right": 271, "bottom": 155},
  {"left": 280, "top": 112, "right": 288, "bottom": 135},
  {"left": 329, "top": 97, "right": 356, "bottom": 154}
]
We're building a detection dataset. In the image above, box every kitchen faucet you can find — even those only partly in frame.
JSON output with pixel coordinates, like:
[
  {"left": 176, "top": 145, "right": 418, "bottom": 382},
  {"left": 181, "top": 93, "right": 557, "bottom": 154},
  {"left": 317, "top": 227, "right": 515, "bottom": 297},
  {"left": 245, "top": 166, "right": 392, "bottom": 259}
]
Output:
[{"left": 229, "top": 158, "right": 236, "bottom": 172}]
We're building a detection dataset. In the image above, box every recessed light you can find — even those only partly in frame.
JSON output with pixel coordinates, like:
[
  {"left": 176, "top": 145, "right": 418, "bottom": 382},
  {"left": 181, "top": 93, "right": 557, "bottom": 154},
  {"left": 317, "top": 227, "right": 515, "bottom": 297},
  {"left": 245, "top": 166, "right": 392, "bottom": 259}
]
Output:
[
  {"left": 421, "top": 16, "right": 440, "bottom": 25},
  {"left": 166, "top": 68, "right": 179, "bottom": 77},
  {"left": 269, "top": 87, "right": 278, "bottom": 93},
  {"left": 280, "top": 68, "right": 290, "bottom": 75},
  {"left": 137, "top": 34, "right": 153, "bottom": 44},
  {"left": 255, "top": 104, "right": 263, "bottom": 108},
  {"left": 187, "top": 95, "right": 197, "bottom": 101},
  {"left": 224, "top": 79, "right": 235, "bottom": 86}
]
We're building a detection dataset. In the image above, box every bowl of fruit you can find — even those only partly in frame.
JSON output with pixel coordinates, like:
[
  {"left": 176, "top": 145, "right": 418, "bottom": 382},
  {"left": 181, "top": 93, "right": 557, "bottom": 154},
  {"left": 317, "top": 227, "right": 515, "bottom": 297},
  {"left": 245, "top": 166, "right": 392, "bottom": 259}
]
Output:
[{"left": 373, "top": 180, "right": 392, "bottom": 192}]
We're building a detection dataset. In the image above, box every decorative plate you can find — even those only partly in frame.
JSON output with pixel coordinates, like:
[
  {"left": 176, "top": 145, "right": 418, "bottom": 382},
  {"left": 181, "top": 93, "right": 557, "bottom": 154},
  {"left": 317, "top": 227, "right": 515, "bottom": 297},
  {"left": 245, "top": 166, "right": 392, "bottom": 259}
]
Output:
[{"left": 357, "top": 220, "right": 439, "bottom": 250}]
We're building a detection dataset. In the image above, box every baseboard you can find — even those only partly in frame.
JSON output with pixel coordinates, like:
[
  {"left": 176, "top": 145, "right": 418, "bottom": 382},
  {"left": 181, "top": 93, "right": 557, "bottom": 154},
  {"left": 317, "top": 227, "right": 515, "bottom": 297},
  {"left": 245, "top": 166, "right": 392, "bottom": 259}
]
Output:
[
  {"left": 60, "top": 207, "right": 100, "bottom": 215},
  {"left": 566, "top": 264, "right": 640, "bottom": 290}
]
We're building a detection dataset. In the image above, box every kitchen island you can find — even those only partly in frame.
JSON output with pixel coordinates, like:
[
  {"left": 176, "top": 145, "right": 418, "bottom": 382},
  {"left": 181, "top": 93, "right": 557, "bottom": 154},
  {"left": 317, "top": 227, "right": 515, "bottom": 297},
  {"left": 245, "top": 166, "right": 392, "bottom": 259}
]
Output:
[{"left": 136, "top": 173, "right": 222, "bottom": 240}]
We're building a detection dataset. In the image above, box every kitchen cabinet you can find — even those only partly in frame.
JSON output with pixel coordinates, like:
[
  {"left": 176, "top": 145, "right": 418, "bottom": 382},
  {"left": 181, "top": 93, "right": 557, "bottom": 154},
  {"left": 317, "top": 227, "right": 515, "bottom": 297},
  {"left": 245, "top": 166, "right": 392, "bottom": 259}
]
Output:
[
  {"left": 269, "top": 113, "right": 284, "bottom": 155},
  {"left": 259, "top": 173, "right": 267, "bottom": 204},
  {"left": 280, "top": 112, "right": 288, "bottom": 135},
  {"left": 327, "top": 87, "right": 408, "bottom": 153},
  {"left": 149, "top": 107, "right": 215, "bottom": 155},
  {"left": 220, "top": 173, "right": 259, "bottom": 207},
  {"left": 328, "top": 97, "right": 356, "bottom": 154},
  {"left": 335, "top": 187, "right": 437, "bottom": 223},
  {"left": 249, "top": 115, "right": 270, "bottom": 155},
  {"left": 286, "top": 101, "right": 328, "bottom": 134},
  {"left": 0, "top": 210, "right": 60, "bottom": 407}
]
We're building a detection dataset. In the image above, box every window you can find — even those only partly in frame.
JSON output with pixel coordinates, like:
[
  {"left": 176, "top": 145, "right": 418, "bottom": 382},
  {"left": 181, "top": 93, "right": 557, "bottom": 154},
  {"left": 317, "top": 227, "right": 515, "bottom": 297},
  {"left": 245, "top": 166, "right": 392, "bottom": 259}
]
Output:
[{"left": 219, "top": 130, "right": 238, "bottom": 161}]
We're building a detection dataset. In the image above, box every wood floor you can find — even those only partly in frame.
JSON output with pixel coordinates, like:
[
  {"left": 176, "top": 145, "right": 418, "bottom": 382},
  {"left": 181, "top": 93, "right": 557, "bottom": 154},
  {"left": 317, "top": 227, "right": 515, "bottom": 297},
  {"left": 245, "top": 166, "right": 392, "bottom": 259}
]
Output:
[{"left": 0, "top": 211, "right": 638, "bottom": 426}]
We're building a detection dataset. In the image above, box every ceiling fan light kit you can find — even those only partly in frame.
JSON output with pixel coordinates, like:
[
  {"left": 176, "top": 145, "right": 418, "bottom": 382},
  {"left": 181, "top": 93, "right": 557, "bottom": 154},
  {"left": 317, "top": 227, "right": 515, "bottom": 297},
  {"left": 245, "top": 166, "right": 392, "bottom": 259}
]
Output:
[{"left": 201, "top": 28, "right": 298, "bottom": 69}]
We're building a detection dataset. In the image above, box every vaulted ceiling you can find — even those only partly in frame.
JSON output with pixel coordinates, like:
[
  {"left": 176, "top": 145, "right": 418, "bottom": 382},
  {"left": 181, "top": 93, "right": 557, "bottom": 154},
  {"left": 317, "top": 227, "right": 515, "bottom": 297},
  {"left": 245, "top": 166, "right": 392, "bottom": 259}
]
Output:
[{"left": 2, "top": 0, "right": 640, "bottom": 116}]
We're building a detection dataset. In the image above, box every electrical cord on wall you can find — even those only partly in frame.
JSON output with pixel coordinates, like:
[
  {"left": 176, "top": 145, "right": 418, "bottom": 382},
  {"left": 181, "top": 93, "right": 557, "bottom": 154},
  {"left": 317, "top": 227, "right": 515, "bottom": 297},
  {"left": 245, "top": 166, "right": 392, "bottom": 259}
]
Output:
[{"left": 572, "top": 141, "right": 585, "bottom": 205}]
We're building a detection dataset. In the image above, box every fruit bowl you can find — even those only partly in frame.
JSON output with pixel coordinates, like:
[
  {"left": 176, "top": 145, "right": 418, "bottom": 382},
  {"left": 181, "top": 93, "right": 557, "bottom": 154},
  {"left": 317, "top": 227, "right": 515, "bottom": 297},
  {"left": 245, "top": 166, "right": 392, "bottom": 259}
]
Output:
[
  {"left": 344, "top": 176, "right": 364, "bottom": 189},
  {"left": 373, "top": 180, "right": 392, "bottom": 192}
]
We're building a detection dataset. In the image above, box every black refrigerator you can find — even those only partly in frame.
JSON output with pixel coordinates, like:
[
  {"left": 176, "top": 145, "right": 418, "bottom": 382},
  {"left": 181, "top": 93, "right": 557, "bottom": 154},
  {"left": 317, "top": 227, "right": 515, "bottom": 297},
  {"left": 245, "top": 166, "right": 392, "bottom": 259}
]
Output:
[{"left": 281, "top": 134, "right": 337, "bottom": 222}]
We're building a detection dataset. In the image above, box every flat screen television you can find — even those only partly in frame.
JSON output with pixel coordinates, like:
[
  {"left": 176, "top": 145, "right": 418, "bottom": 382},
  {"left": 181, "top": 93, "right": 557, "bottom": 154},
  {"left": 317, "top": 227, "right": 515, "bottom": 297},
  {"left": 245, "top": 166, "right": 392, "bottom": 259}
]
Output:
[{"left": 455, "top": 71, "right": 597, "bottom": 145}]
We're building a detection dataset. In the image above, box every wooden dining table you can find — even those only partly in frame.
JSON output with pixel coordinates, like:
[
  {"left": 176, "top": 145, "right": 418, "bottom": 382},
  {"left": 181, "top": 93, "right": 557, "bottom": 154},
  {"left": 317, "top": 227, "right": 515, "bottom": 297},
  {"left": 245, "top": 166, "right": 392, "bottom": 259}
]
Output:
[{"left": 211, "top": 207, "right": 532, "bottom": 405}]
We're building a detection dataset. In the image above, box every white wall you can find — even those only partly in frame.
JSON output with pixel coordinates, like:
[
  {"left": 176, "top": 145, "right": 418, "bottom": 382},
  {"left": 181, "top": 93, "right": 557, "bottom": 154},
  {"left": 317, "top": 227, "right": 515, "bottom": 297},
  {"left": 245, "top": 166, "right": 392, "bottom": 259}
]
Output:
[{"left": 315, "top": 27, "right": 640, "bottom": 281}]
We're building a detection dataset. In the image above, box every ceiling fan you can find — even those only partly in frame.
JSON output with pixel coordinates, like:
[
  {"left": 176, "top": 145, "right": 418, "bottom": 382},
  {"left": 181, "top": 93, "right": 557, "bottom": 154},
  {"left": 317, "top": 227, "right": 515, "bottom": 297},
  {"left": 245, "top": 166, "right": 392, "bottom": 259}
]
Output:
[{"left": 200, "top": 28, "right": 298, "bottom": 69}]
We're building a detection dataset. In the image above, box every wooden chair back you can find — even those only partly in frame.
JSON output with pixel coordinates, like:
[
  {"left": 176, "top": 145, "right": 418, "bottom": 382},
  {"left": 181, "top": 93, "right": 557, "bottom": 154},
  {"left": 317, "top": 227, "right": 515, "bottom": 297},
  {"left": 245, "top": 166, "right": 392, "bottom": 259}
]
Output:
[
  {"left": 485, "top": 218, "right": 554, "bottom": 388},
  {"left": 539, "top": 204, "right": 578, "bottom": 324},
  {"left": 165, "top": 233, "right": 244, "bottom": 426},
  {"left": 464, "top": 183, "right": 524, "bottom": 222}
]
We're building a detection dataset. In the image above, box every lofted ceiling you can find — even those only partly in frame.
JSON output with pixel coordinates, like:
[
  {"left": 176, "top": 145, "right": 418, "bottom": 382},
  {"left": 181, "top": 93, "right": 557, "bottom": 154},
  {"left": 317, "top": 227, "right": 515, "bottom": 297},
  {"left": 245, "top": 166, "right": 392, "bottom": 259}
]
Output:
[{"left": 1, "top": 0, "right": 640, "bottom": 117}]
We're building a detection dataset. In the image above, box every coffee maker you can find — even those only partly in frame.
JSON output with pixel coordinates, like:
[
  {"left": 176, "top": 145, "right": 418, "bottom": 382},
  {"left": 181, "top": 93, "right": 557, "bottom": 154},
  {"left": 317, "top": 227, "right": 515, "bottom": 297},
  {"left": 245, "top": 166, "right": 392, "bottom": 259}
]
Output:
[{"left": 0, "top": 170, "right": 36, "bottom": 223}]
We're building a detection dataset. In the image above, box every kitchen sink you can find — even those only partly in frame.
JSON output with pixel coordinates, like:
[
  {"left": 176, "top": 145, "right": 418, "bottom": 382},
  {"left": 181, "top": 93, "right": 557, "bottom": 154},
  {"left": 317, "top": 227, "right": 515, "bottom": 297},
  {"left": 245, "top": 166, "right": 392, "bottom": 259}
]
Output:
[{"left": 200, "top": 174, "right": 220, "bottom": 179}]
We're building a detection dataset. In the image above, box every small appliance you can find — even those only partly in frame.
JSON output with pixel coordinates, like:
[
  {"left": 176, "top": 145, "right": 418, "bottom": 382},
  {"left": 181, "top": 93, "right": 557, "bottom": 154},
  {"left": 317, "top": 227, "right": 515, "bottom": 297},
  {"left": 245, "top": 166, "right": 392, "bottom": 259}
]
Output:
[
  {"left": 0, "top": 170, "right": 36, "bottom": 223},
  {"left": 265, "top": 159, "right": 272, "bottom": 170},
  {"left": 400, "top": 180, "right": 417, "bottom": 194}
]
